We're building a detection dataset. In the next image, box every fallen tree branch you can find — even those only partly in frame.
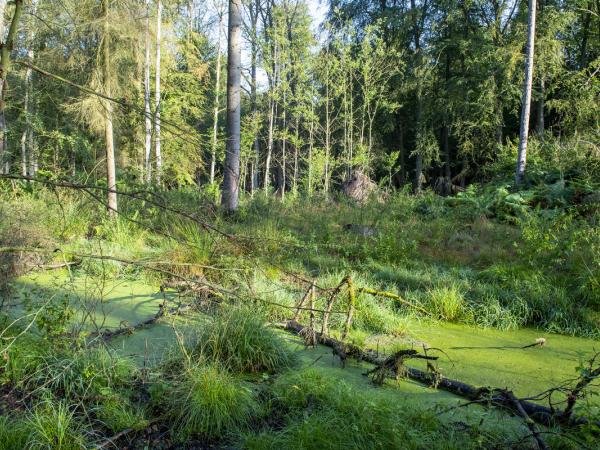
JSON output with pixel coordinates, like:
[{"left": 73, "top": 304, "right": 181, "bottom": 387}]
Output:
[
  {"left": 505, "top": 390, "right": 549, "bottom": 450},
  {"left": 280, "top": 320, "right": 600, "bottom": 429},
  {"left": 357, "top": 286, "right": 430, "bottom": 316},
  {"left": 39, "top": 260, "right": 82, "bottom": 270},
  {"left": 90, "top": 301, "right": 189, "bottom": 342},
  {"left": 95, "top": 419, "right": 159, "bottom": 449}
]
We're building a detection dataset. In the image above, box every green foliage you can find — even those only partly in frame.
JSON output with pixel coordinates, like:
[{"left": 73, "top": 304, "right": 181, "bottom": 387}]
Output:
[
  {"left": 26, "top": 401, "right": 88, "bottom": 450},
  {"left": 0, "top": 416, "right": 29, "bottom": 450},
  {"left": 245, "top": 368, "right": 491, "bottom": 449},
  {"left": 166, "top": 364, "right": 258, "bottom": 441},
  {"left": 195, "top": 305, "right": 295, "bottom": 373},
  {"left": 94, "top": 394, "right": 147, "bottom": 433},
  {"left": 426, "top": 284, "right": 466, "bottom": 322},
  {"left": 6, "top": 345, "right": 137, "bottom": 403}
]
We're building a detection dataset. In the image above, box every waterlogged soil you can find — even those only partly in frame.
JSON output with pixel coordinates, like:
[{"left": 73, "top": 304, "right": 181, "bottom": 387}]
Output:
[{"left": 8, "top": 272, "right": 600, "bottom": 416}]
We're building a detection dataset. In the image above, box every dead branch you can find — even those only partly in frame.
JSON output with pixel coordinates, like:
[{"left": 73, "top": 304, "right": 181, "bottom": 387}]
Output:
[
  {"left": 357, "top": 286, "right": 430, "bottom": 315},
  {"left": 281, "top": 320, "right": 600, "bottom": 430},
  {"left": 504, "top": 390, "right": 549, "bottom": 450}
]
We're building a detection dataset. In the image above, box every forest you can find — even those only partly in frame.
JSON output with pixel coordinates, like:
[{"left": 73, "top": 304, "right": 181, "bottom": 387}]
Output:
[{"left": 0, "top": 0, "right": 599, "bottom": 448}]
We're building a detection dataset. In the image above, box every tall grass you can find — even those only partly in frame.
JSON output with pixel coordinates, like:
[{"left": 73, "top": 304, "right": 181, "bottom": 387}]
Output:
[
  {"left": 195, "top": 305, "right": 295, "bottom": 373},
  {"left": 26, "top": 401, "right": 89, "bottom": 450},
  {"left": 166, "top": 364, "right": 258, "bottom": 441},
  {"left": 244, "top": 368, "right": 499, "bottom": 450}
]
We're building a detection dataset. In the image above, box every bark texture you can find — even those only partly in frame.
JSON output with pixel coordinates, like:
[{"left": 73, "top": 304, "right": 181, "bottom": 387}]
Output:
[
  {"left": 222, "top": 0, "right": 242, "bottom": 211},
  {"left": 515, "top": 0, "right": 537, "bottom": 186}
]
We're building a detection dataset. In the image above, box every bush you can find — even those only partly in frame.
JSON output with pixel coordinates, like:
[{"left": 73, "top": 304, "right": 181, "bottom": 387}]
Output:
[
  {"left": 167, "top": 364, "right": 257, "bottom": 441},
  {"left": 195, "top": 305, "right": 294, "bottom": 373}
]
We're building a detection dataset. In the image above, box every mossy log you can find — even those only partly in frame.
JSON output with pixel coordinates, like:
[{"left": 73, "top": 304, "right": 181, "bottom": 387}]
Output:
[{"left": 281, "top": 320, "right": 600, "bottom": 430}]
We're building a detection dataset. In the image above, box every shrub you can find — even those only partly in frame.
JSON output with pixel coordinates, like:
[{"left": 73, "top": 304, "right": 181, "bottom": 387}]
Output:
[
  {"left": 167, "top": 364, "right": 257, "bottom": 441},
  {"left": 195, "top": 305, "right": 294, "bottom": 373}
]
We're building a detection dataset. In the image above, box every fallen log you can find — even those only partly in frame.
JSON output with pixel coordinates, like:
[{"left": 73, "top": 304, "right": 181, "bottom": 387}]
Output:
[
  {"left": 90, "top": 302, "right": 190, "bottom": 342},
  {"left": 281, "top": 320, "right": 600, "bottom": 429},
  {"left": 39, "top": 259, "right": 82, "bottom": 270}
]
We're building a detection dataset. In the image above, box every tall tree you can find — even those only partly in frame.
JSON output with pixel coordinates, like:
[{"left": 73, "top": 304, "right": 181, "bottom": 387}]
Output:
[
  {"left": 144, "top": 0, "right": 153, "bottom": 182},
  {"left": 210, "top": 0, "right": 225, "bottom": 184},
  {"left": 515, "top": 0, "right": 537, "bottom": 186},
  {"left": 0, "top": 0, "right": 24, "bottom": 174},
  {"left": 222, "top": 0, "right": 242, "bottom": 211},
  {"left": 102, "top": 0, "right": 117, "bottom": 213},
  {"left": 155, "top": 0, "right": 163, "bottom": 184},
  {"left": 21, "top": 0, "right": 39, "bottom": 177}
]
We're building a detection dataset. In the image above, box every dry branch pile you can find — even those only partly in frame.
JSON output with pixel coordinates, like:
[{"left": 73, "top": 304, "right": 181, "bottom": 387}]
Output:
[{"left": 341, "top": 171, "right": 377, "bottom": 202}]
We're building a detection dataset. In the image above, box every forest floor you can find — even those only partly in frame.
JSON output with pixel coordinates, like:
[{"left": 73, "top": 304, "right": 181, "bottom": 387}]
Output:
[{"left": 1, "top": 187, "right": 599, "bottom": 448}]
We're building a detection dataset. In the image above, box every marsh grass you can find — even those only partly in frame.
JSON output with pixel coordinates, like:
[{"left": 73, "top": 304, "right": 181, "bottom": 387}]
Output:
[
  {"left": 165, "top": 364, "right": 258, "bottom": 441},
  {"left": 0, "top": 416, "right": 29, "bottom": 450},
  {"left": 194, "top": 305, "right": 295, "bottom": 373},
  {"left": 27, "top": 400, "right": 89, "bottom": 450},
  {"left": 244, "top": 367, "right": 499, "bottom": 450}
]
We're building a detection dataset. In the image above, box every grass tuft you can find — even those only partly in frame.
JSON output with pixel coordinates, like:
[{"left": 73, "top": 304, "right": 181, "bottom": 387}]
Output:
[
  {"left": 195, "top": 305, "right": 295, "bottom": 373},
  {"left": 166, "top": 364, "right": 258, "bottom": 441}
]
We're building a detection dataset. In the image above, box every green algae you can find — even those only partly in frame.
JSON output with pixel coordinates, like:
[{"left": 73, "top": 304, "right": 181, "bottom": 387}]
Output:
[{"left": 7, "top": 272, "right": 600, "bottom": 417}]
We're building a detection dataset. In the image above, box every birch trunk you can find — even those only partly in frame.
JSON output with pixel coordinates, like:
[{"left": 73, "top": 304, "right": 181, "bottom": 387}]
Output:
[
  {"left": 264, "top": 96, "right": 275, "bottom": 192},
  {"left": 515, "top": 0, "right": 537, "bottom": 186},
  {"left": 21, "top": 0, "right": 37, "bottom": 176},
  {"left": 144, "top": 0, "right": 152, "bottom": 182},
  {"left": 102, "top": 0, "right": 117, "bottom": 214},
  {"left": 281, "top": 94, "right": 287, "bottom": 201},
  {"left": 210, "top": 9, "right": 224, "bottom": 184},
  {"left": 155, "top": 0, "right": 163, "bottom": 184},
  {"left": 221, "top": 0, "right": 242, "bottom": 211}
]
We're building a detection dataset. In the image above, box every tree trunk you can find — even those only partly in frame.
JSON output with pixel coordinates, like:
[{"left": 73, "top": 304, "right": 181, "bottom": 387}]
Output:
[
  {"left": 249, "top": 0, "right": 260, "bottom": 192},
  {"left": 308, "top": 96, "right": 314, "bottom": 195},
  {"left": 144, "top": 0, "right": 152, "bottom": 182},
  {"left": 281, "top": 96, "right": 287, "bottom": 201},
  {"left": 324, "top": 76, "right": 331, "bottom": 195},
  {"left": 515, "top": 0, "right": 536, "bottom": 186},
  {"left": 398, "top": 121, "right": 406, "bottom": 183},
  {"left": 535, "top": 77, "right": 544, "bottom": 137},
  {"left": 293, "top": 116, "right": 299, "bottom": 195},
  {"left": 0, "top": 0, "right": 24, "bottom": 174},
  {"left": 411, "top": 0, "right": 424, "bottom": 193},
  {"left": 155, "top": 0, "right": 163, "bottom": 184},
  {"left": 210, "top": 9, "right": 224, "bottom": 185},
  {"left": 221, "top": 0, "right": 242, "bottom": 211},
  {"left": 102, "top": 0, "right": 117, "bottom": 214},
  {"left": 21, "top": 0, "right": 38, "bottom": 176},
  {"left": 264, "top": 96, "right": 275, "bottom": 192},
  {"left": 579, "top": 1, "right": 592, "bottom": 68}
]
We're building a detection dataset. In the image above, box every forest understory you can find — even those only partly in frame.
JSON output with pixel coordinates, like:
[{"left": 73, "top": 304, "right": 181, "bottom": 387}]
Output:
[
  {"left": 1, "top": 175, "right": 599, "bottom": 449},
  {"left": 0, "top": 0, "right": 599, "bottom": 447}
]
